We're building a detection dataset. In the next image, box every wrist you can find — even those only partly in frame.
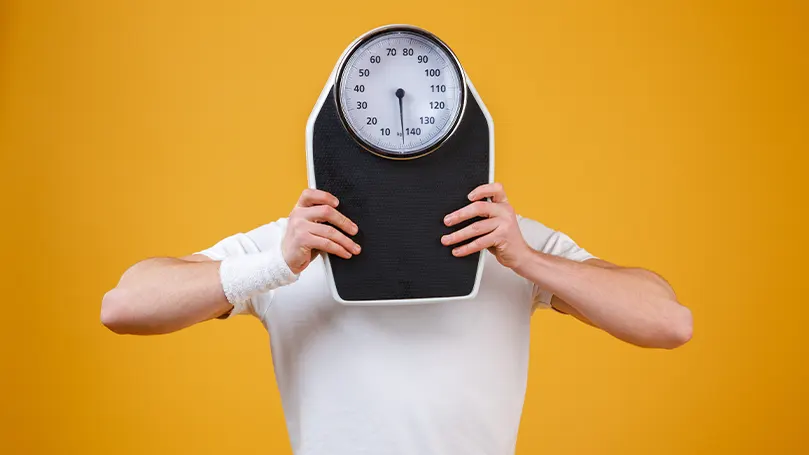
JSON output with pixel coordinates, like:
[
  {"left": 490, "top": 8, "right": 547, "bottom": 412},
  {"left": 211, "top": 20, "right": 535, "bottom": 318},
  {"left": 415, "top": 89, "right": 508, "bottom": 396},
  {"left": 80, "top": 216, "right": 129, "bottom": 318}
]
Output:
[
  {"left": 282, "top": 247, "right": 307, "bottom": 275},
  {"left": 219, "top": 247, "right": 299, "bottom": 310},
  {"left": 512, "top": 247, "right": 555, "bottom": 286},
  {"left": 508, "top": 242, "right": 536, "bottom": 273}
]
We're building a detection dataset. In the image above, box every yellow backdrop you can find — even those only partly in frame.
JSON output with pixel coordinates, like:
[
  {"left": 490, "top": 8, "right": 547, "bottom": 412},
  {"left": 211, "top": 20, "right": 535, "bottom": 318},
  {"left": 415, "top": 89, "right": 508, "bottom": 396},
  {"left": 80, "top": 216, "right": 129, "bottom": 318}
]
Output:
[{"left": 1, "top": 0, "right": 806, "bottom": 454}]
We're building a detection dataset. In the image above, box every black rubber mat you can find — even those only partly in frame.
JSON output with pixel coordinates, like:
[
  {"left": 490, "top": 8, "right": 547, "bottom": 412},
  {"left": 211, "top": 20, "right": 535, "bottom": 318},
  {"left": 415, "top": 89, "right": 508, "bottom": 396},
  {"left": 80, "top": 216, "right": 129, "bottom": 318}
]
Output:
[{"left": 312, "top": 87, "right": 490, "bottom": 301}]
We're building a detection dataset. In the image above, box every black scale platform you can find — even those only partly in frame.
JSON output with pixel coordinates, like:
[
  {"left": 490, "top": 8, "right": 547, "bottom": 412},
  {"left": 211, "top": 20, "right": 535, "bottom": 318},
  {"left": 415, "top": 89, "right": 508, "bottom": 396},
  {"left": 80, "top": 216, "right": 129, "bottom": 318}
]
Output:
[{"left": 312, "top": 87, "right": 490, "bottom": 301}]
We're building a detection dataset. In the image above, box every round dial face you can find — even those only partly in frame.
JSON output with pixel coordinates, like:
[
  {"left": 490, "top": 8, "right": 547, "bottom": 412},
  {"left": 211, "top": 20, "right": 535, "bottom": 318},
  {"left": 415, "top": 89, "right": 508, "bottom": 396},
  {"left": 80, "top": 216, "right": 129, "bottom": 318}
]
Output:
[{"left": 336, "top": 29, "right": 466, "bottom": 158}]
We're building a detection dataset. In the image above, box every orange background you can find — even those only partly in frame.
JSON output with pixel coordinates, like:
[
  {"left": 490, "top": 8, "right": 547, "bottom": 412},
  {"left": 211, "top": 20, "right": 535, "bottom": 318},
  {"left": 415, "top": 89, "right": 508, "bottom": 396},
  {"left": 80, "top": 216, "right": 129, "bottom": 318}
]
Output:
[{"left": 1, "top": 1, "right": 806, "bottom": 454}]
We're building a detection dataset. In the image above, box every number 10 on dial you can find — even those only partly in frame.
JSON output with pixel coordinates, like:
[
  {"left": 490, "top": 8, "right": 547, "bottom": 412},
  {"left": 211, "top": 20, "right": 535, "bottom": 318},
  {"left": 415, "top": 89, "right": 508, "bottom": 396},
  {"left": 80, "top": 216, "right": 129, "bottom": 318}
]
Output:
[{"left": 335, "top": 26, "right": 466, "bottom": 159}]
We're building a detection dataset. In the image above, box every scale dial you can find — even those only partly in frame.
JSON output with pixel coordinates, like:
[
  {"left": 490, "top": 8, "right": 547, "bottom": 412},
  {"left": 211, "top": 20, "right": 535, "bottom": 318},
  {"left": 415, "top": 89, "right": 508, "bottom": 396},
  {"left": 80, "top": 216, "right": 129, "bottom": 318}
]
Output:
[{"left": 335, "top": 26, "right": 467, "bottom": 159}]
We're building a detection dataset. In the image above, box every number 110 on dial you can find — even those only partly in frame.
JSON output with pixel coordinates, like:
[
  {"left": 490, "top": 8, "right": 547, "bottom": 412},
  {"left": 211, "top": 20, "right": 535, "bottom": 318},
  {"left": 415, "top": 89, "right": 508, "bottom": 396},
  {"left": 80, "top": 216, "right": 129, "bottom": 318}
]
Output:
[{"left": 336, "top": 28, "right": 466, "bottom": 159}]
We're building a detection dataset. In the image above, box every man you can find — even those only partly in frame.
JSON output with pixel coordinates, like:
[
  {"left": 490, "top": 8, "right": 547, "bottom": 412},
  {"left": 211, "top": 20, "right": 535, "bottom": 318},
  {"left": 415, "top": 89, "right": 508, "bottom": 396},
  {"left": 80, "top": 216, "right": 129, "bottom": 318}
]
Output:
[{"left": 101, "top": 183, "right": 692, "bottom": 455}]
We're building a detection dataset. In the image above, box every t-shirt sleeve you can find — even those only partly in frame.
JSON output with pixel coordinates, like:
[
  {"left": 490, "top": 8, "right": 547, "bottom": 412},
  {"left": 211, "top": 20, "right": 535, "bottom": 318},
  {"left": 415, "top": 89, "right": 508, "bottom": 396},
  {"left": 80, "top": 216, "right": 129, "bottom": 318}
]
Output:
[
  {"left": 194, "top": 218, "right": 289, "bottom": 318},
  {"left": 517, "top": 215, "right": 597, "bottom": 311}
]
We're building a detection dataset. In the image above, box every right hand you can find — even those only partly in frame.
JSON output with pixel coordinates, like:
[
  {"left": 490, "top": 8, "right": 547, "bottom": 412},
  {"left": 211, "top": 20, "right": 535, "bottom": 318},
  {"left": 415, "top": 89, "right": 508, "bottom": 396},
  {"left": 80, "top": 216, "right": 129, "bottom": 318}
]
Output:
[{"left": 282, "top": 189, "right": 361, "bottom": 274}]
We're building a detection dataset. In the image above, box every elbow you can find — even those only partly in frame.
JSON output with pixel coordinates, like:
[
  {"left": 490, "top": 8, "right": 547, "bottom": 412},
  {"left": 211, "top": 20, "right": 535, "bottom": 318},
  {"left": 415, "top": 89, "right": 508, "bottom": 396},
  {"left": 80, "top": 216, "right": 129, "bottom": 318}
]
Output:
[
  {"left": 658, "top": 305, "right": 693, "bottom": 349},
  {"left": 100, "top": 288, "right": 133, "bottom": 334}
]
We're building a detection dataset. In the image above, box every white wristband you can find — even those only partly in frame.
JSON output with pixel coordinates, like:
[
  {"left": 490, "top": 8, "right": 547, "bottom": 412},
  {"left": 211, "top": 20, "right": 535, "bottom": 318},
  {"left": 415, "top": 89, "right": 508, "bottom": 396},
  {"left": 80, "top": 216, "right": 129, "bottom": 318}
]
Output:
[{"left": 219, "top": 248, "right": 299, "bottom": 314}]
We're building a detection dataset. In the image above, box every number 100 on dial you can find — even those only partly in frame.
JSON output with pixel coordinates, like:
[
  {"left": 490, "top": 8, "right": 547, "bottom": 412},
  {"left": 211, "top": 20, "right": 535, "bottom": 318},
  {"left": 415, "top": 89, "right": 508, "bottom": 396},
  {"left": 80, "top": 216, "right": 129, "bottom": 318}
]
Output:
[{"left": 335, "top": 28, "right": 466, "bottom": 159}]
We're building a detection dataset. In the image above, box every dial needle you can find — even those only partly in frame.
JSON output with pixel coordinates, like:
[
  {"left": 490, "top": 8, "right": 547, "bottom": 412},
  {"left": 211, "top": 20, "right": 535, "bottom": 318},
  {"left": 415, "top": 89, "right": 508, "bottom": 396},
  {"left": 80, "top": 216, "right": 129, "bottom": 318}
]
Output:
[{"left": 396, "top": 88, "right": 405, "bottom": 145}]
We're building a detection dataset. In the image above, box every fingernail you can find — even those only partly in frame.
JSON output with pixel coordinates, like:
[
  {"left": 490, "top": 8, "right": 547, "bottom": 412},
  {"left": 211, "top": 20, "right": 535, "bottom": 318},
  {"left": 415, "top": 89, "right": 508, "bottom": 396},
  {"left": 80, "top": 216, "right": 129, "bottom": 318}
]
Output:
[
  {"left": 468, "top": 193, "right": 475, "bottom": 200},
  {"left": 444, "top": 215, "right": 453, "bottom": 225},
  {"left": 354, "top": 244, "right": 361, "bottom": 254},
  {"left": 441, "top": 235, "right": 450, "bottom": 245},
  {"left": 452, "top": 248, "right": 461, "bottom": 256}
]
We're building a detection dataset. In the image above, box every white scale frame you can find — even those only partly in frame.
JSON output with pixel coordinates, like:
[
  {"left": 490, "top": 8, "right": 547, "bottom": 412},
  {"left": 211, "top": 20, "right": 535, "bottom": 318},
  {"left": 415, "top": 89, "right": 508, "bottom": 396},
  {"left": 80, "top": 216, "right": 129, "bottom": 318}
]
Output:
[{"left": 305, "top": 24, "right": 495, "bottom": 305}]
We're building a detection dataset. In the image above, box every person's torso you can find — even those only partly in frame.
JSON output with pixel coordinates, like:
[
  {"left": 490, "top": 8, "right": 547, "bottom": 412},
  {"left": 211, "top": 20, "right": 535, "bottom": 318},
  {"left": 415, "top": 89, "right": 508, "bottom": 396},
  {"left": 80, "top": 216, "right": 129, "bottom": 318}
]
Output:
[{"left": 254, "top": 248, "right": 536, "bottom": 455}]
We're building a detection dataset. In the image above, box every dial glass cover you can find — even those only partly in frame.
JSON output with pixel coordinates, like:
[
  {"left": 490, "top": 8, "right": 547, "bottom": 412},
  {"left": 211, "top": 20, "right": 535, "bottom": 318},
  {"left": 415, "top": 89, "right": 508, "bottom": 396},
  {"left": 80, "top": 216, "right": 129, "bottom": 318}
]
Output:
[{"left": 336, "top": 29, "right": 466, "bottom": 158}]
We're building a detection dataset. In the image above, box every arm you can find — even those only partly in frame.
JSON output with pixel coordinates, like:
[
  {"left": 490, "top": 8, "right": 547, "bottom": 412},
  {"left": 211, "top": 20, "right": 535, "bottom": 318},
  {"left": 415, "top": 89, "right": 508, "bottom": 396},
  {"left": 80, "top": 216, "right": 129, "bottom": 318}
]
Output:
[
  {"left": 100, "top": 189, "right": 360, "bottom": 336},
  {"left": 100, "top": 254, "right": 231, "bottom": 335},
  {"left": 515, "top": 255, "right": 692, "bottom": 349},
  {"left": 441, "top": 183, "right": 692, "bottom": 350}
]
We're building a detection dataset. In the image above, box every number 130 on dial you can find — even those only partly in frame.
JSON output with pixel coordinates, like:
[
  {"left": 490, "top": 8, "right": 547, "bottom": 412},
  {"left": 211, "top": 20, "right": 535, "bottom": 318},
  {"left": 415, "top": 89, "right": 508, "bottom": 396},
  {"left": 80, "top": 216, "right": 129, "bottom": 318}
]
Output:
[{"left": 335, "top": 26, "right": 466, "bottom": 159}]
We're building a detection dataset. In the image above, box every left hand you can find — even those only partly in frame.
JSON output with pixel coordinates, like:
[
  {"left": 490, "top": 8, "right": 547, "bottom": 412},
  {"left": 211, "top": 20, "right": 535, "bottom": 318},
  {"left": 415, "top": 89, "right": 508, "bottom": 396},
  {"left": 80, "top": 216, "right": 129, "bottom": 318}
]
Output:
[{"left": 441, "top": 183, "right": 532, "bottom": 270}]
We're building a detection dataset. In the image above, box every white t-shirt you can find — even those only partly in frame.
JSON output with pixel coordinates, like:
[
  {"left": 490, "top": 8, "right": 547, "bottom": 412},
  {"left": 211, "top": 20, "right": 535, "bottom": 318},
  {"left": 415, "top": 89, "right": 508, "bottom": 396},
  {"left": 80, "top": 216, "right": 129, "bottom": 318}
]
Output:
[{"left": 196, "top": 215, "right": 594, "bottom": 455}]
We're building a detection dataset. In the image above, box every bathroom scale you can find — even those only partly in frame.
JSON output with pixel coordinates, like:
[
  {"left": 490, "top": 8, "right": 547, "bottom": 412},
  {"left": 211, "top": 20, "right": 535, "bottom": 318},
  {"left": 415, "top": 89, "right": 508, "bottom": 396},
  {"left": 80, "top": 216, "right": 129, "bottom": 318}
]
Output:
[{"left": 306, "top": 24, "right": 494, "bottom": 305}]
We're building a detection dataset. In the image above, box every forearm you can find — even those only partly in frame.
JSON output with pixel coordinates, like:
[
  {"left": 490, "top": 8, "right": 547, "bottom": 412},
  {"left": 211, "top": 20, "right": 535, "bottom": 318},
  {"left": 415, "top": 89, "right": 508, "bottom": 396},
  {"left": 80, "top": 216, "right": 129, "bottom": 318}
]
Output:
[
  {"left": 515, "top": 251, "right": 692, "bottom": 349},
  {"left": 101, "top": 257, "right": 230, "bottom": 335}
]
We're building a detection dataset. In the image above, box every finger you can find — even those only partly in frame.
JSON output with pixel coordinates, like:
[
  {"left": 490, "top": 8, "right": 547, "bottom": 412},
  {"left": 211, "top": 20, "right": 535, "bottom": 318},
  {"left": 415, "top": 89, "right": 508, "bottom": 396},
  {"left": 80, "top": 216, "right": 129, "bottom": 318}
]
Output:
[
  {"left": 468, "top": 182, "right": 507, "bottom": 203},
  {"left": 303, "top": 233, "right": 353, "bottom": 259},
  {"left": 451, "top": 234, "right": 497, "bottom": 257},
  {"left": 300, "top": 205, "right": 359, "bottom": 235},
  {"left": 441, "top": 218, "right": 499, "bottom": 246},
  {"left": 297, "top": 188, "right": 339, "bottom": 208},
  {"left": 309, "top": 222, "right": 362, "bottom": 255},
  {"left": 444, "top": 201, "right": 505, "bottom": 226}
]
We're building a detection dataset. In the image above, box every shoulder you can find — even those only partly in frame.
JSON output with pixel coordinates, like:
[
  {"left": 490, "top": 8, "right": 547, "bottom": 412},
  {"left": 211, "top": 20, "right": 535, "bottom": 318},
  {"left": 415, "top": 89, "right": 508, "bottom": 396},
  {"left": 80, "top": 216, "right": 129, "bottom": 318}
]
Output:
[
  {"left": 195, "top": 217, "right": 290, "bottom": 259},
  {"left": 516, "top": 214, "right": 555, "bottom": 249},
  {"left": 517, "top": 214, "right": 596, "bottom": 261},
  {"left": 245, "top": 217, "right": 289, "bottom": 247}
]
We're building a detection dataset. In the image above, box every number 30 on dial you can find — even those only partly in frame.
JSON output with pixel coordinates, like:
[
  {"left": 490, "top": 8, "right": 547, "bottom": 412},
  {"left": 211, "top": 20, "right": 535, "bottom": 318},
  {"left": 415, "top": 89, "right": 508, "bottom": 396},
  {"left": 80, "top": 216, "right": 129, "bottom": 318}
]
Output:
[{"left": 335, "top": 26, "right": 467, "bottom": 159}]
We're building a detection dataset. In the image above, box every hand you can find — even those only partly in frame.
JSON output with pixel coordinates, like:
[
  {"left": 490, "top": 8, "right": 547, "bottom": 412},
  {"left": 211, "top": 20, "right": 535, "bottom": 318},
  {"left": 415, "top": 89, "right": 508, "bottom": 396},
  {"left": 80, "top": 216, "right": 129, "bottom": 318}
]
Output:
[
  {"left": 441, "top": 183, "right": 531, "bottom": 270},
  {"left": 282, "top": 189, "right": 361, "bottom": 275}
]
